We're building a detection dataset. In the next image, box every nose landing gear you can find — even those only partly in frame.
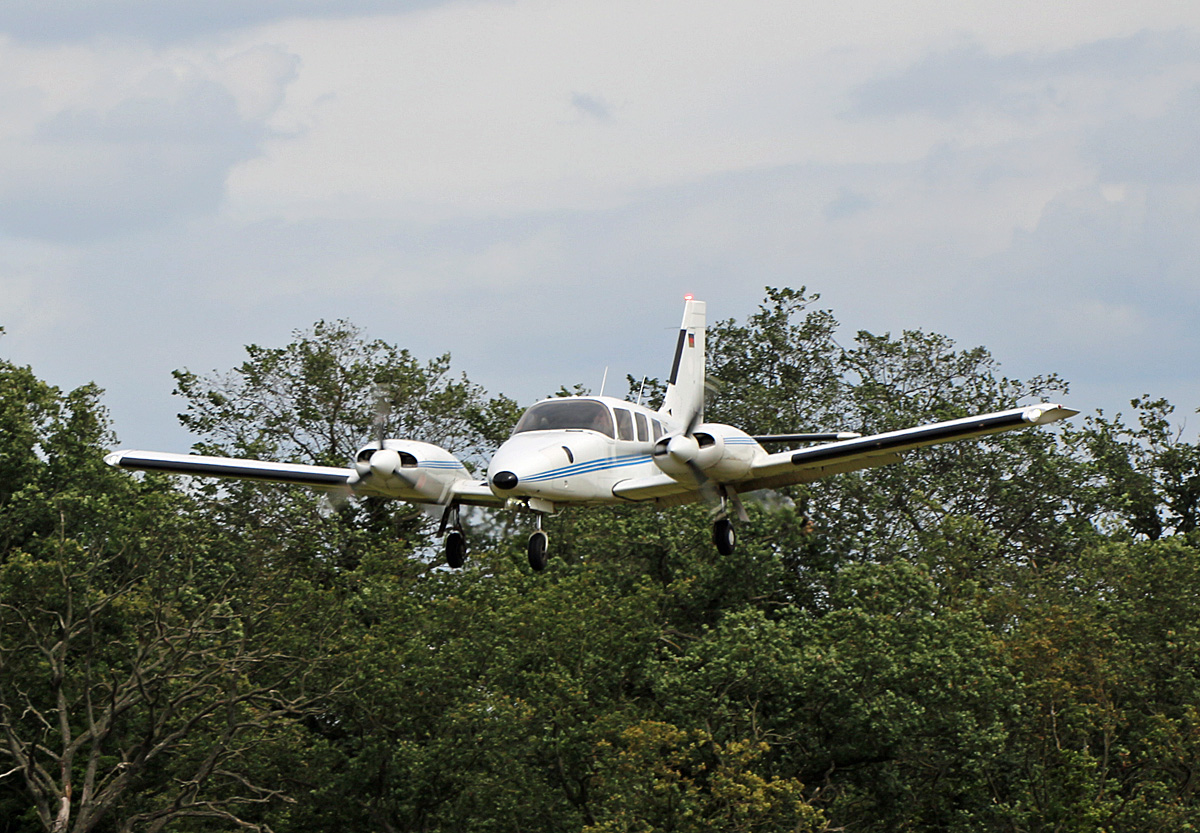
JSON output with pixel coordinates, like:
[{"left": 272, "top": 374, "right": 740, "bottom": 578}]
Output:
[
  {"left": 528, "top": 530, "right": 549, "bottom": 571},
  {"left": 528, "top": 514, "right": 549, "bottom": 572}
]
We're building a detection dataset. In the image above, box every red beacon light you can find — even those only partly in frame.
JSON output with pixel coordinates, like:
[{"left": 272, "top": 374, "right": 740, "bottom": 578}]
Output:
[{"left": 683, "top": 293, "right": 694, "bottom": 301}]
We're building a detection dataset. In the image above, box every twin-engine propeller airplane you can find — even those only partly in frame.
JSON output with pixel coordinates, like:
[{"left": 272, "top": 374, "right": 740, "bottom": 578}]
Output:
[{"left": 107, "top": 298, "right": 1078, "bottom": 571}]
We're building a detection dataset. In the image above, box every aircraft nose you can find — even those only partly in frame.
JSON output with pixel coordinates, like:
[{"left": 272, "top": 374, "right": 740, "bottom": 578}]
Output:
[{"left": 491, "top": 470, "right": 519, "bottom": 491}]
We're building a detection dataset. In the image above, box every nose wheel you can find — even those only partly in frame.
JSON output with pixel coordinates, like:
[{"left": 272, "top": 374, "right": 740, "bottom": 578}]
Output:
[
  {"left": 528, "top": 530, "right": 549, "bottom": 572},
  {"left": 527, "top": 513, "right": 550, "bottom": 572}
]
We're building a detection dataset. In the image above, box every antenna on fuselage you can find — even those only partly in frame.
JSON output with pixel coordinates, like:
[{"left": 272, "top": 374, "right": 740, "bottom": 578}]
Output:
[
  {"left": 599, "top": 366, "right": 609, "bottom": 397},
  {"left": 636, "top": 376, "right": 647, "bottom": 406}
]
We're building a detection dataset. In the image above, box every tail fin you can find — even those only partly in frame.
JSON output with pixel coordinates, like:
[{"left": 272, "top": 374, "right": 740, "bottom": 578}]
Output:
[{"left": 660, "top": 298, "right": 706, "bottom": 423}]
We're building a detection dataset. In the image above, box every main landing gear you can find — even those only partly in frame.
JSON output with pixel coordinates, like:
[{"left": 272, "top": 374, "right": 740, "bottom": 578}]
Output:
[
  {"left": 710, "top": 486, "right": 747, "bottom": 556},
  {"left": 440, "top": 504, "right": 467, "bottom": 568},
  {"left": 712, "top": 517, "right": 736, "bottom": 555},
  {"left": 445, "top": 529, "right": 467, "bottom": 569},
  {"left": 440, "top": 502, "right": 552, "bottom": 572},
  {"left": 440, "top": 503, "right": 738, "bottom": 571}
]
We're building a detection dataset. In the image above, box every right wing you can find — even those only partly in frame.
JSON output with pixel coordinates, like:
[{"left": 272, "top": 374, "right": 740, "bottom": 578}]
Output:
[
  {"left": 737, "top": 403, "right": 1079, "bottom": 493},
  {"left": 613, "top": 403, "right": 1078, "bottom": 506}
]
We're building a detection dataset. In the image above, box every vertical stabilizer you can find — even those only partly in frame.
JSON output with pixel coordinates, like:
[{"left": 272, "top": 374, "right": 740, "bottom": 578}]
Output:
[{"left": 660, "top": 298, "right": 706, "bottom": 423}]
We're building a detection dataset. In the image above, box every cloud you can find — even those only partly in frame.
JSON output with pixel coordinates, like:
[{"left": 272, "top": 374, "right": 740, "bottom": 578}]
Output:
[
  {"left": 1085, "top": 85, "right": 1200, "bottom": 184},
  {"left": 969, "top": 182, "right": 1200, "bottom": 386},
  {"left": 5, "top": 0, "right": 1200, "bottom": 455},
  {"left": 0, "top": 45, "right": 299, "bottom": 241},
  {"left": 823, "top": 188, "right": 872, "bottom": 221},
  {"left": 570, "top": 92, "right": 612, "bottom": 121},
  {"left": 0, "top": 0, "right": 460, "bottom": 44},
  {"left": 849, "top": 29, "right": 1199, "bottom": 120}
]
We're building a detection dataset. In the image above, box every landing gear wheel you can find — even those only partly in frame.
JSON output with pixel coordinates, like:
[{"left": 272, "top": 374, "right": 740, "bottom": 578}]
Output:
[
  {"left": 528, "top": 530, "right": 549, "bottom": 572},
  {"left": 445, "top": 530, "right": 467, "bottom": 569},
  {"left": 713, "top": 518, "right": 736, "bottom": 556}
]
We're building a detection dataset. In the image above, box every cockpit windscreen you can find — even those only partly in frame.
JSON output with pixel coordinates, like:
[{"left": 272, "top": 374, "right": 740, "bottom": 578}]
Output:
[{"left": 512, "top": 399, "right": 614, "bottom": 437}]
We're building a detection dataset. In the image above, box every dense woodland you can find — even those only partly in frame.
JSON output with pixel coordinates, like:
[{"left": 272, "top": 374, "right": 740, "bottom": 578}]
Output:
[{"left": 4, "top": 287, "right": 1200, "bottom": 832}]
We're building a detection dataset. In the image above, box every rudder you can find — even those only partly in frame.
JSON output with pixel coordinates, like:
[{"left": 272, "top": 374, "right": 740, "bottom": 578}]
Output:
[{"left": 660, "top": 298, "right": 706, "bottom": 423}]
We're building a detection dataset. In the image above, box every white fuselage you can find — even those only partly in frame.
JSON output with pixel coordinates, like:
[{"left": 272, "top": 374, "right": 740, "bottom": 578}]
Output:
[
  {"left": 485, "top": 396, "right": 762, "bottom": 509},
  {"left": 350, "top": 395, "right": 766, "bottom": 510}
]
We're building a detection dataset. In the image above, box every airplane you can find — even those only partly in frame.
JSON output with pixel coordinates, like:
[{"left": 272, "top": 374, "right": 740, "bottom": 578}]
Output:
[{"left": 106, "top": 298, "right": 1078, "bottom": 571}]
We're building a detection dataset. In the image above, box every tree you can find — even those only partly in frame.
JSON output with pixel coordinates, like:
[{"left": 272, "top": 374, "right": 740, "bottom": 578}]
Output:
[
  {"left": 171, "top": 319, "right": 522, "bottom": 571},
  {"left": 1066, "top": 397, "right": 1200, "bottom": 540},
  {"left": 14, "top": 287, "right": 1200, "bottom": 832},
  {"left": 980, "top": 536, "right": 1200, "bottom": 831},
  {"left": 173, "top": 319, "right": 517, "bottom": 467},
  {"left": 707, "top": 288, "right": 1089, "bottom": 566},
  {"left": 0, "top": 358, "right": 345, "bottom": 833}
]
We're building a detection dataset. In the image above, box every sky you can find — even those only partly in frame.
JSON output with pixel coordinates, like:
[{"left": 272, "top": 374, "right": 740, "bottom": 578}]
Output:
[{"left": 1, "top": 0, "right": 1198, "bottom": 453}]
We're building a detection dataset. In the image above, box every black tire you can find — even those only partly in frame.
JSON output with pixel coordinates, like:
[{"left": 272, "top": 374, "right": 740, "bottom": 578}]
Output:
[
  {"left": 713, "top": 518, "right": 736, "bottom": 555},
  {"left": 528, "top": 530, "right": 549, "bottom": 572},
  {"left": 445, "top": 530, "right": 467, "bottom": 569}
]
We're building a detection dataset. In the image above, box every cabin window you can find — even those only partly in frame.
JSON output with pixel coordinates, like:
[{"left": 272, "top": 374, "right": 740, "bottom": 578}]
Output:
[
  {"left": 652, "top": 419, "right": 663, "bottom": 440},
  {"left": 513, "top": 399, "right": 614, "bottom": 437},
  {"left": 614, "top": 408, "right": 635, "bottom": 441},
  {"left": 634, "top": 412, "right": 649, "bottom": 442}
]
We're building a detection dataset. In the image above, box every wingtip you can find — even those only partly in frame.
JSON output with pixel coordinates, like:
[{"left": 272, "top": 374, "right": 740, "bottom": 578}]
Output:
[{"left": 1024, "top": 404, "right": 1079, "bottom": 425}]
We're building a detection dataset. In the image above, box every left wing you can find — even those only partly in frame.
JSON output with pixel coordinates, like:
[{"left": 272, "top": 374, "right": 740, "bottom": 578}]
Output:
[
  {"left": 613, "top": 403, "right": 1078, "bottom": 505},
  {"left": 105, "top": 450, "right": 354, "bottom": 489},
  {"left": 104, "top": 449, "right": 507, "bottom": 507}
]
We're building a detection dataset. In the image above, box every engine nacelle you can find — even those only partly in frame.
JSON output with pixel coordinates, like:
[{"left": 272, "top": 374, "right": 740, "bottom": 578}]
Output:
[
  {"left": 651, "top": 424, "right": 756, "bottom": 483},
  {"left": 348, "top": 439, "right": 469, "bottom": 501}
]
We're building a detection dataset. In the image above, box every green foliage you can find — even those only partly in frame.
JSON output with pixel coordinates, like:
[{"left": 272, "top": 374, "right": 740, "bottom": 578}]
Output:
[
  {"left": 709, "top": 287, "right": 1091, "bottom": 566},
  {"left": 0, "top": 357, "right": 351, "bottom": 833},
  {"left": 173, "top": 318, "right": 516, "bottom": 467},
  {"left": 1066, "top": 397, "right": 1200, "bottom": 539},
  {"left": 171, "top": 319, "right": 520, "bottom": 576},
  {"left": 8, "top": 287, "right": 1200, "bottom": 831}
]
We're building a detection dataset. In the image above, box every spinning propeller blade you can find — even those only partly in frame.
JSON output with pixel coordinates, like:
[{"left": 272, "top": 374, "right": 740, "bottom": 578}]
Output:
[{"left": 373, "top": 384, "right": 390, "bottom": 451}]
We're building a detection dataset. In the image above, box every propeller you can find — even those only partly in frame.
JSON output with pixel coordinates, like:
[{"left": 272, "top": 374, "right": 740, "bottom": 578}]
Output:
[
  {"left": 658, "top": 380, "right": 746, "bottom": 520},
  {"left": 663, "top": 383, "right": 721, "bottom": 507},
  {"left": 337, "top": 385, "right": 393, "bottom": 506},
  {"left": 352, "top": 385, "right": 392, "bottom": 480},
  {"left": 354, "top": 384, "right": 458, "bottom": 506}
]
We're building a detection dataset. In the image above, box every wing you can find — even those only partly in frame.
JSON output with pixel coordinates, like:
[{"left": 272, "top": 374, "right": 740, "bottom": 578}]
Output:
[
  {"left": 104, "top": 449, "right": 507, "bottom": 507},
  {"left": 613, "top": 403, "right": 1078, "bottom": 505},
  {"left": 105, "top": 450, "right": 354, "bottom": 489}
]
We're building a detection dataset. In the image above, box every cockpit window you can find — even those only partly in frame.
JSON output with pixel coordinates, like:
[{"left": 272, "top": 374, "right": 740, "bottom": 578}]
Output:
[{"left": 513, "top": 399, "right": 615, "bottom": 437}]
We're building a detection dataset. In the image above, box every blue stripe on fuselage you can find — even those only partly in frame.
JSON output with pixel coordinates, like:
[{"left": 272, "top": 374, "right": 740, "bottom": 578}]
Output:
[{"left": 522, "top": 453, "right": 653, "bottom": 483}]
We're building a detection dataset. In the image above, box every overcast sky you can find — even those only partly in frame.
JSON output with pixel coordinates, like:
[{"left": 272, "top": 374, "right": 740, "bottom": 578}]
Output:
[{"left": 1, "top": 0, "right": 1198, "bottom": 452}]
